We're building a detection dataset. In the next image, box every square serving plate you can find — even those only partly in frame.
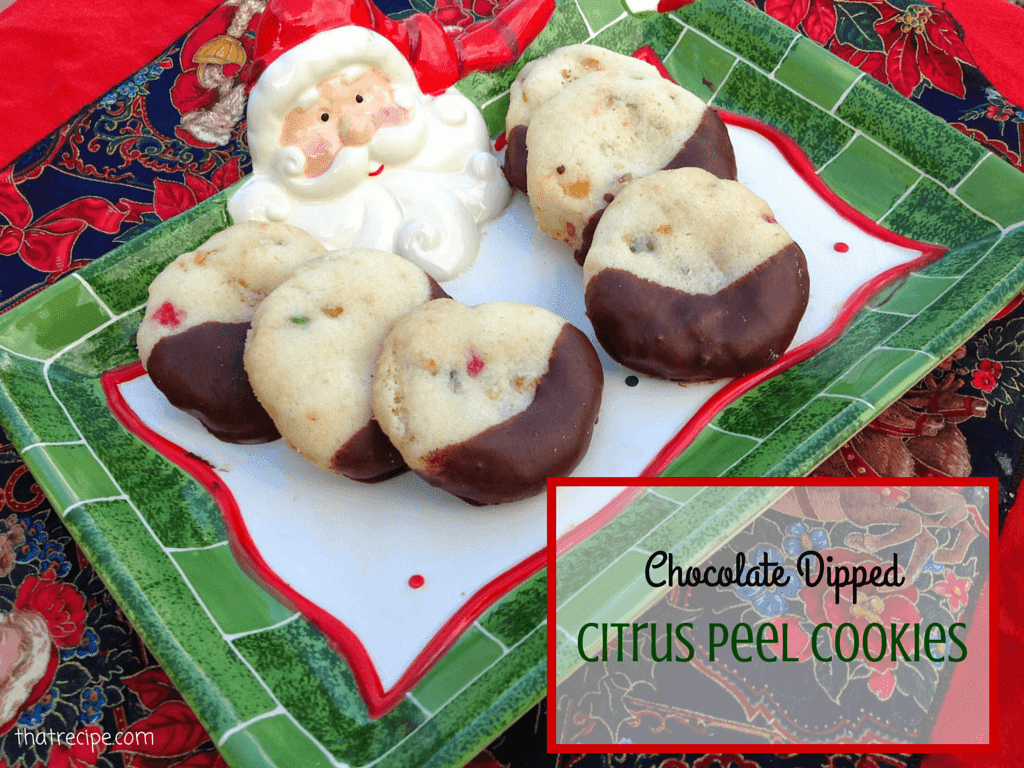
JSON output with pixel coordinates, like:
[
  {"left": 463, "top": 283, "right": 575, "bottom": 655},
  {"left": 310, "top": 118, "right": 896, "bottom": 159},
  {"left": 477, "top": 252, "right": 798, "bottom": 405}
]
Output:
[{"left": 0, "top": 0, "right": 1022, "bottom": 766}]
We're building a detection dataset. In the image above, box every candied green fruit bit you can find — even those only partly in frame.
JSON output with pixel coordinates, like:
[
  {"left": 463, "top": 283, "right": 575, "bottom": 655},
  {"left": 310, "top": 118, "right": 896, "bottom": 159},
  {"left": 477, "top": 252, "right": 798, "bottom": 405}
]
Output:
[
  {"left": 291, "top": 316, "right": 310, "bottom": 325},
  {"left": 629, "top": 233, "right": 656, "bottom": 253},
  {"left": 449, "top": 369, "right": 461, "bottom": 392}
]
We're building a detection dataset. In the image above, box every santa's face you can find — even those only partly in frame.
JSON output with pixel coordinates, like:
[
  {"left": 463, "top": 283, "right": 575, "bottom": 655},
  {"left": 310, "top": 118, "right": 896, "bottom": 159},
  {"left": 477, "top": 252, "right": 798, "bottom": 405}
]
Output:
[{"left": 279, "top": 68, "right": 411, "bottom": 178}]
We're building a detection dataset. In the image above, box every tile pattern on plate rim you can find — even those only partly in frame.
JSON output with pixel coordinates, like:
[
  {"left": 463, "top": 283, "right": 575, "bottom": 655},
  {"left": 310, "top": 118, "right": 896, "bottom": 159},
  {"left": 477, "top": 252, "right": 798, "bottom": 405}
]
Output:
[{"left": 0, "top": 0, "right": 1021, "bottom": 766}]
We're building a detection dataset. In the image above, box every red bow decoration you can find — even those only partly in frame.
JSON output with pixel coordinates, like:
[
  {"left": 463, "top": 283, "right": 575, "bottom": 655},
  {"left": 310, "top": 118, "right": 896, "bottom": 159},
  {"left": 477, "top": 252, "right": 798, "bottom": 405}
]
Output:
[{"left": 0, "top": 168, "right": 133, "bottom": 274}]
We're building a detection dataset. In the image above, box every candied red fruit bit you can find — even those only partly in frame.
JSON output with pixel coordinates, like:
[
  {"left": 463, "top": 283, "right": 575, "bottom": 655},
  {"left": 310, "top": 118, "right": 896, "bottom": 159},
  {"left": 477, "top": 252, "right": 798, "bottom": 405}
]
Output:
[
  {"left": 153, "top": 301, "right": 186, "bottom": 328},
  {"left": 467, "top": 349, "right": 485, "bottom": 377},
  {"left": 422, "top": 445, "right": 453, "bottom": 470},
  {"left": 762, "top": 214, "right": 778, "bottom": 224}
]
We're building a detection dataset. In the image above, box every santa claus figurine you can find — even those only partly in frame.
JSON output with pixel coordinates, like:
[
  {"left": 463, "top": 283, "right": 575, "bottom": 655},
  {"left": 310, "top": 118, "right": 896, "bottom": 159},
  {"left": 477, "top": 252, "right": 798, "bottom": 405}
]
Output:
[{"left": 229, "top": 0, "right": 552, "bottom": 280}]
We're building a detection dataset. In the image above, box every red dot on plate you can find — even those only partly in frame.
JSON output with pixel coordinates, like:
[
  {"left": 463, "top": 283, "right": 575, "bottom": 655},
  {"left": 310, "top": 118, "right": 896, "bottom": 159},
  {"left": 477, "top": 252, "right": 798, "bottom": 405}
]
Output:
[
  {"left": 834, "top": 242, "right": 850, "bottom": 253},
  {"left": 408, "top": 575, "right": 425, "bottom": 589}
]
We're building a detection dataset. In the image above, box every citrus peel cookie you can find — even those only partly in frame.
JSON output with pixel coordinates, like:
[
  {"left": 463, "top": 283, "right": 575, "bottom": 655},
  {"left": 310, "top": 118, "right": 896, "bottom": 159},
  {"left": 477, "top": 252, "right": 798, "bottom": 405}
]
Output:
[
  {"left": 372, "top": 300, "right": 604, "bottom": 505},
  {"left": 136, "top": 220, "right": 327, "bottom": 443},
  {"left": 583, "top": 168, "right": 810, "bottom": 382},
  {"left": 525, "top": 70, "right": 737, "bottom": 265},
  {"left": 244, "top": 249, "right": 448, "bottom": 482}
]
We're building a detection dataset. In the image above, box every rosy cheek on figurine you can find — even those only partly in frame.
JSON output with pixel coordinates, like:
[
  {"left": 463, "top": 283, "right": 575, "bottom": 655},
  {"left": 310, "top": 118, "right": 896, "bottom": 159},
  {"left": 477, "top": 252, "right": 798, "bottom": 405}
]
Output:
[
  {"left": 228, "top": 26, "right": 510, "bottom": 282},
  {"left": 285, "top": 127, "right": 340, "bottom": 178}
]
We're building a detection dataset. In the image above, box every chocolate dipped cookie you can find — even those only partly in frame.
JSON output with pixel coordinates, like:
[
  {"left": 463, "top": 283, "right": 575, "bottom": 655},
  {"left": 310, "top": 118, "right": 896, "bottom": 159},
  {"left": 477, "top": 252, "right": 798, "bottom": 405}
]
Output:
[
  {"left": 136, "top": 221, "right": 327, "bottom": 443},
  {"left": 525, "top": 70, "right": 736, "bottom": 265},
  {"left": 583, "top": 168, "right": 809, "bottom": 382},
  {"left": 372, "top": 300, "right": 603, "bottom": 505},
  {"left": 244, "top": 249, "right": 448, "bottom": 482},
  {"left": 503, "top": 44, "right": 661, "bottom": 194}
]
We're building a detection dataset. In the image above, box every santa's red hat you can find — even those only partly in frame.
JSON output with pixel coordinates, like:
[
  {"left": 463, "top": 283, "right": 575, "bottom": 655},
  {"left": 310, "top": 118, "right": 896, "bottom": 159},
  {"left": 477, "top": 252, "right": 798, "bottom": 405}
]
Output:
[{"left": 252, "top": 0, "right": 555, "bottom": 95}]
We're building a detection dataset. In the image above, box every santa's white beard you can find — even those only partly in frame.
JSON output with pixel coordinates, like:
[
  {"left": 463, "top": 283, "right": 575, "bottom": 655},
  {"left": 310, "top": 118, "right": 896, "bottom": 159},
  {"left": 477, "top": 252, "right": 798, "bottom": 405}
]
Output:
[
  {"left": 228, "top": 88, "right": 510, "bottom": 281},
  {"left": 274, "top": 158, "right": 506, "bottom": 280}
]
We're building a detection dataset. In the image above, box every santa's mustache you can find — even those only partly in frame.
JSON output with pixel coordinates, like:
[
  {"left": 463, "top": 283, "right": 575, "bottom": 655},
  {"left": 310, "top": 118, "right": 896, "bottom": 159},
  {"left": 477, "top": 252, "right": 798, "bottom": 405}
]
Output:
[{"left": 368, "top": 105, "right": 428, "bottom": 165}]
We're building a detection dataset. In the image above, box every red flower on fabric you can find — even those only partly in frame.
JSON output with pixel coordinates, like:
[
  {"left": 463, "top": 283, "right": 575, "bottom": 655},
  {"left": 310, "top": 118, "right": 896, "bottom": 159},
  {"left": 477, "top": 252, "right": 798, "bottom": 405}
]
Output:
[
  {"left": 432, "top": 0, "right": 475, "bottom": 31},
  {"left": 761, "top": 617, "right": 815, "bottom": 662},
  {"left": 970, "top": 359, "right": 1001, "bottom": 391},
  {"left": 0, "top": 169, "right": 133, "bottom": 275},
  {"left": 116, "top": 667, "right": 226, "bottom": 767},
  {"left": 110, "top": 699, "right": 223, "bottom": 767},
  {"left": 14, "top": 573, "right": 87, "bottom": 649},
  {"left": 830, "top": 41, "right": 887, "bottom": 83},
  {"left": 152, "top": 159, "right": 244, "bottom": 221},
  {"left": 464, "top": 750, "right": 510, "bottom": 768},
  {"left": 802, "top": 550, "right": 920, "bottom": 694},
  {"left": 461, "top": 0, "right": 501, "bottom": 17},
  {"left": 873, "top": 1, "right": 975, "bottom": 98},
  {"left": 38, "top": 726, "right": 103, "bottom": 768},
  {"left": 867, "top": 669, "right": 896, "bottom": 700},
  {"left": 934, "top": 569, "right": 970, "bottom": 612},
  {"left": 764, "top": 0, "right": 836, "bottom": 45},
  {"left": 986, "top": 104, "right": 1016, "bottom": 121}
]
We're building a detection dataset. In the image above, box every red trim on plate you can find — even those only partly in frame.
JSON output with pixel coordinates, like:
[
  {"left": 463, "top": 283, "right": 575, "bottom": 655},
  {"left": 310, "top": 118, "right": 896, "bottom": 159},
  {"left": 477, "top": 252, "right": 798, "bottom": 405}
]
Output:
[
  {"left": 102, "top": 110, "right": 945, "bottom": 720},
  {"left": 102, "top": 361, "right": 546, "bottom": 719},
  {"left": 992, "top": 290, "right": 1024, "bottom": 321}
]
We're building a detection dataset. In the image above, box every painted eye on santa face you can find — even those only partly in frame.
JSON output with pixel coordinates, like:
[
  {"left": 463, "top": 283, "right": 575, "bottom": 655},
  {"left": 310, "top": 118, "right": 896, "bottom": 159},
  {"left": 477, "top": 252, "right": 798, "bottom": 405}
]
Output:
[
  {"left": 355, "top": 94, "right": 364, "bottom": 104},
  {"left": 320, "top": 112, "right": 330, "bottom": 122}
]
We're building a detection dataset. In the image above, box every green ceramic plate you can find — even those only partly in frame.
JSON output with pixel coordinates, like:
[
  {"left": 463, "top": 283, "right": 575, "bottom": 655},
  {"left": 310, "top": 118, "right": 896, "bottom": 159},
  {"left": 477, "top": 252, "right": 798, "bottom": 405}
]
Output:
[{"left": 0, "top": 0, "right": 1022, "bottom": 765}]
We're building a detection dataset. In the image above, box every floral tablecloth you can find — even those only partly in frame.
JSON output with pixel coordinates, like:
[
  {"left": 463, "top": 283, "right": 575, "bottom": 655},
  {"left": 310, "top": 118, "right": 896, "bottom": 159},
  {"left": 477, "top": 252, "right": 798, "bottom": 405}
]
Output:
[{"left": 0, "top": 0, "right": 1021, "bottom": 765}]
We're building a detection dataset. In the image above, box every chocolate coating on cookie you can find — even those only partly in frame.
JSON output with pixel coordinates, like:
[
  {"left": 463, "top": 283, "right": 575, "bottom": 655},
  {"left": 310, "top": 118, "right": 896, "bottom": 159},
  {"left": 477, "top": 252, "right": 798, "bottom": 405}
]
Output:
[
  {"left": 502, "top": 124, "right": 530, "bottom": 194},
  {"left": 137, "top": 221, "right": 326, "bottom": 443},
  {"left": 330, "top": 421, "right": 408, "bottom": 482},
  {"left": 147, "top": 321, "right": 280, "bottom": 443},
  {"left": 328, "top": 274, "right": 448, "bottom": 482},
  {"left": 570, "top": 108, "right": 737, "bottom": 266},
  {"left": 662, "top": 108, "right": 737, "bottom": 184},
  {"left": 583, "top": 168, "right": 809, "bottom": 381},
  {"left": 417, "top": 324, "right": 603, "bottom": 505},
  {"left": 585, "top": 245, "right": 809, "bottom": 381}
]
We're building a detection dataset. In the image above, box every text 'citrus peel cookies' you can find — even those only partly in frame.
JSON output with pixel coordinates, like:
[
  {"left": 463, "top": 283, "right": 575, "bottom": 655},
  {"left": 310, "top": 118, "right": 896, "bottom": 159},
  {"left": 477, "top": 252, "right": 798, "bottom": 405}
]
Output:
[
  {"left": 583, "top": 168, "right": 810, "bottom": 382},
  {"left": 244, "top": 249, "right": 448, "bottom": 482},
  {"left": 372, "top": 300, "right": 604, "bottom": 505},
  {"left": 137, "top": 221, "right": 327, "bottom": 443}
]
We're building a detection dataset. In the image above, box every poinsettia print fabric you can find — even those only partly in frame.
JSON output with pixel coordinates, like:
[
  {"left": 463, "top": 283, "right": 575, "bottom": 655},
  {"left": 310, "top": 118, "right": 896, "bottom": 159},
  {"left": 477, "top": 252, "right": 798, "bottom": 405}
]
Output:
[
  {"left": 0, "top": 2, "right": 256, "bottom": 314},
  {"left": 0, "top": 483, "right": 226, "bottom": 768},
  {"left": 0, "top": 0, "right": 1021, "bottom": 765},
  {"left": 750, "top": 0, "right": 1024, "bottom": 171}
]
